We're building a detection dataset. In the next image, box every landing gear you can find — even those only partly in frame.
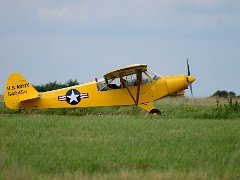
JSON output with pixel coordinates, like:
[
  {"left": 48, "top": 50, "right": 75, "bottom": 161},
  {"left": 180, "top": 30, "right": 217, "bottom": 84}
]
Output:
[{"left": 150, "top": 108, "right": 161, "bottom": 115}]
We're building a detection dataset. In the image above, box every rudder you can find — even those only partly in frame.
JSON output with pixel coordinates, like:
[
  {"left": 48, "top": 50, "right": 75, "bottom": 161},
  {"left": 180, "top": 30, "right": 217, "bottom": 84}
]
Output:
[{"left": 4, "top": 72, "right": 40, "bottom": 109}]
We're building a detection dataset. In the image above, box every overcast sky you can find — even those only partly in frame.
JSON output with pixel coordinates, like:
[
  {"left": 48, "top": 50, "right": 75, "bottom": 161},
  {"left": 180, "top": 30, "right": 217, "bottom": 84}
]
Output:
[{"left": 1, "top": 0, "right": 240, "bottom": 97}]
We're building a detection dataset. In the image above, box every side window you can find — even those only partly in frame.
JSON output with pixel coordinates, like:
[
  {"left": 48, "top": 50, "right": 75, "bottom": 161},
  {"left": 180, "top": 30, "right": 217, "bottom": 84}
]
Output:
[
  {"left": 107, "top": 78, "right": 120, "bottom": 90},
  {"left": 97, "top": 78, "right": 121, "bottom": 91},
  {"left": 97, "top": 81, "right": 110, "bottom": 91},
  {"left": 124, "top": 74, "right": 137, "bottom": 87},
  {"left": 123, "top": 72, "right": 152, "bottom": 86}
]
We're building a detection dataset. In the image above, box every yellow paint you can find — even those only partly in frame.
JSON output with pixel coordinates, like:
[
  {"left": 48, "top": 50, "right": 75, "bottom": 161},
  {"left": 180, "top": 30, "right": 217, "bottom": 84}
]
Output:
[{"left": 4, "top": 64, "right": 196, "bottom": 113}]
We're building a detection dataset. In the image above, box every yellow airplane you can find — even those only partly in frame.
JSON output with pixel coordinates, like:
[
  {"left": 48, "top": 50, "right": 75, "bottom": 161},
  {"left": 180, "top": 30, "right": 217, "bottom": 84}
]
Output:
[{"left": 4, "top": 62, "right": 196, "bottom": 115}]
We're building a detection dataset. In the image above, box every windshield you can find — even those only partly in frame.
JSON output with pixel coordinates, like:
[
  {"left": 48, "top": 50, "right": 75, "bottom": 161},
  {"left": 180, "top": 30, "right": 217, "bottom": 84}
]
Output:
[{"left": 146, "top": 69, "right": 161, "bottom": 81}]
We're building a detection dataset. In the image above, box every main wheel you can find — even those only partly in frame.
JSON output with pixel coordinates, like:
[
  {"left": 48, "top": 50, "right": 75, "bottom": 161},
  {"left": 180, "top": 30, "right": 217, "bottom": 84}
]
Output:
[{"left": 150, "top": 109, "right": 161, "bottom": 115}]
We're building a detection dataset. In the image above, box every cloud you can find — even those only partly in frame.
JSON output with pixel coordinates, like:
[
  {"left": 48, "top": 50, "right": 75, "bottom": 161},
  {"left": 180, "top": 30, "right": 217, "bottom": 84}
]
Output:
[
  {"left": 36, "top": 0, "right": 224, "bottom": 23},
  {"left": 35, "top": 0, "right": 240, "bottom": 34},
  {"left": 1, "top": 0, "right": 239, "bottom": 34}
]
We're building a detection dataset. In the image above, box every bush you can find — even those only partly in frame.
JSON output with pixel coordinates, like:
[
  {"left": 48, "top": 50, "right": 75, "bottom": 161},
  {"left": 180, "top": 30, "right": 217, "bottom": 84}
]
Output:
[
  {"left": 209, "top": 96, "right": 240, "bottom": 119},
  {"left": 212, "top": 90, "right": 236, "bottom": 98}
]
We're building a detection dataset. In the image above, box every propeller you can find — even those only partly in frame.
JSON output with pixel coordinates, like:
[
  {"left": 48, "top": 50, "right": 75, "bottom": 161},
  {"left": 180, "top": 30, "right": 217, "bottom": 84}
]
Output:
[{"left": 187, "top": 58, "right": 193, "bottom": 97}]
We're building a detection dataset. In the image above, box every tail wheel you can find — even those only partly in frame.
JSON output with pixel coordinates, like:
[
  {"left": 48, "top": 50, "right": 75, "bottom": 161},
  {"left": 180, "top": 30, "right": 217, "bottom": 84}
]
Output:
[{"left": 150, "top": 109, "right": 161, "bottom": 115}]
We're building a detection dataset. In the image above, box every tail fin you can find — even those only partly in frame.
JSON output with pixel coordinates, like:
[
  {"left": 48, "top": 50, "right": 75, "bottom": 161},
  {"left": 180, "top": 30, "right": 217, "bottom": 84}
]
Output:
[{"left": 4, "top": 72, "right": 40, "bottom": 109}]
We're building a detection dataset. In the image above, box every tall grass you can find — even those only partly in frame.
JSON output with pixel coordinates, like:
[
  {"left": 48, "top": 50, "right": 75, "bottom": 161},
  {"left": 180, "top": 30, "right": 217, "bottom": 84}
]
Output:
[{"left": 158, "top": 97, "right": 240, "bottom": 119}]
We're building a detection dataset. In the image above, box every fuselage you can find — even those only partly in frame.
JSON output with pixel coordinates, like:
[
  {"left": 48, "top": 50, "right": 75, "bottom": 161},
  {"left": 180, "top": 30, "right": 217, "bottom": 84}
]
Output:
[{"left": 20, "top": 75, "right": 193, "bottom": 109}]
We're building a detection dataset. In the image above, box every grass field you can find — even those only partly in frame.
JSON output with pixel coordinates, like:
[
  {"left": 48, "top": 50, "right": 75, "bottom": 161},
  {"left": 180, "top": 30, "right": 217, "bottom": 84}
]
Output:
[{"left": 0, "top": 96, "right": 240, "bottom": 179}]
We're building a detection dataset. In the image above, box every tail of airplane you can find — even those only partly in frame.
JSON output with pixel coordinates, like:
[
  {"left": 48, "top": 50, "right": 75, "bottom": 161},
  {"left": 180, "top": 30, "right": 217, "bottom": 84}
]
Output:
[{"left": 4, "top": 73, "right": 40, "bottom": 109}]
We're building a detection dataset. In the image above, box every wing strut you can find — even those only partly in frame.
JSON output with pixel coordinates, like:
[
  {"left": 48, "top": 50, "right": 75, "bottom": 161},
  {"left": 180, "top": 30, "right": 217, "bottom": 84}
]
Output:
[
  {"left": 119, "top": 76, "right": 136, "bottom": 105},
  {"left": 120, "top": 70, "right": 142, "bottom": 106},
  {"left": 136, "top": 70, "right": 142, "bottom": 105}
]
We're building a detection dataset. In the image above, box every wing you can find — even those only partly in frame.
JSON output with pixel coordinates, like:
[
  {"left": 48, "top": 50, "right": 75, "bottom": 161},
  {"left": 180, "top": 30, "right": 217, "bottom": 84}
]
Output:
[{"left": 104, "top": 64, "right": 147, "bottom": 81}]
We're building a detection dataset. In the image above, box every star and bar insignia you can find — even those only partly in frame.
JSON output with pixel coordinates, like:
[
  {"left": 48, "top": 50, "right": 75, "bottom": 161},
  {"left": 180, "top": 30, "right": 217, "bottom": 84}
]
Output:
[{"left": 58, "top": 89, "right": 89, "bottom": 105}]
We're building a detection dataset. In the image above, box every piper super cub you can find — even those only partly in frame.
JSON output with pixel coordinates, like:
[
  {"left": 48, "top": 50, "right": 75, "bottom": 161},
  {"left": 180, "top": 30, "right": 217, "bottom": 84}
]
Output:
[{"left": 4, "top": 62, "right": 196, "bottom": 115}]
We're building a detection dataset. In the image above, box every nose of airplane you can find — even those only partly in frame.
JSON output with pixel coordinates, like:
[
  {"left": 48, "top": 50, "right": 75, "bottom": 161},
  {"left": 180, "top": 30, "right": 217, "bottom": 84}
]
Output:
[{"left": 187, "top": 76, "right": 196, "bottom": 83}]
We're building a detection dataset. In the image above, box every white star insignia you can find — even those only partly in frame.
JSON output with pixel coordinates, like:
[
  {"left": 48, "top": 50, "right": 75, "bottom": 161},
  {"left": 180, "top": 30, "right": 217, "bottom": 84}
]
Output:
[{"left": 67, "top": 90, "right": 80, "bottom": 103}]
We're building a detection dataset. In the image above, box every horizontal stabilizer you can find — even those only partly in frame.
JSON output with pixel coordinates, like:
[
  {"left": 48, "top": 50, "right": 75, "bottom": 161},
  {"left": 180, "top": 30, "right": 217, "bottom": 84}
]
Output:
[{"left": 19, "top": 93, "right": 40, "bottom": 102}]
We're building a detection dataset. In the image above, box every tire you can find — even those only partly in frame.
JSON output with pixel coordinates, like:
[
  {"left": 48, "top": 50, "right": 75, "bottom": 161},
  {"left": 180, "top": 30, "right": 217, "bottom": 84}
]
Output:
[{"left": 150, "top": 109, "right": 161, "bottom": 115}]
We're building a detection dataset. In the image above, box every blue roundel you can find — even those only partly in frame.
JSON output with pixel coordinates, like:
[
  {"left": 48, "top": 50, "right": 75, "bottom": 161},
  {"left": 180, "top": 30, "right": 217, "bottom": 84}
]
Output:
[{"left": 66, "top": 89, "right": 81, "bottom": 105}]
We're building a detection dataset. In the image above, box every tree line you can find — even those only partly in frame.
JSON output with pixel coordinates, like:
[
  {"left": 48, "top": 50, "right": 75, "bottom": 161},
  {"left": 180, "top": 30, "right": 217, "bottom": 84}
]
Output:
[
  {"left": 212, "top": 90, "right": 238, "bottom": 98},
  {"left": 34, "top": 79, "right": 79, "bottom": 92}
]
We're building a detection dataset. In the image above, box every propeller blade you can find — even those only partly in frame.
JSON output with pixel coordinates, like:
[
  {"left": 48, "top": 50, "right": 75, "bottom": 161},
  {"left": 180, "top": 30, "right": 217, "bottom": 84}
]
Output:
[
  {"left": 189, "top": 83, "right": 193, "bottom": 97},
  {"left": 187, "top": 58, "right": 194, "bottom": 97},
  {"left": 187, "top": 58, "right": 190, "bottom": 76}
]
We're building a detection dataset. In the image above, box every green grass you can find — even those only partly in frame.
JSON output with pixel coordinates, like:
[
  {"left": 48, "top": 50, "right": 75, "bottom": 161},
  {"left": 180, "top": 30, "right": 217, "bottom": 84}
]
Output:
[{"left": 0, "top": 96, "right": 240, "bottom": 179}]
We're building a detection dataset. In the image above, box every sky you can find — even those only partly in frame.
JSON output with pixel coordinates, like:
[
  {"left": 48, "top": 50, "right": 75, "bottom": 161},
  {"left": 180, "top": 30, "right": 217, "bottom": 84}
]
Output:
[{"left": 0, "top": 0, "right": 240, "bottom": 97}]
